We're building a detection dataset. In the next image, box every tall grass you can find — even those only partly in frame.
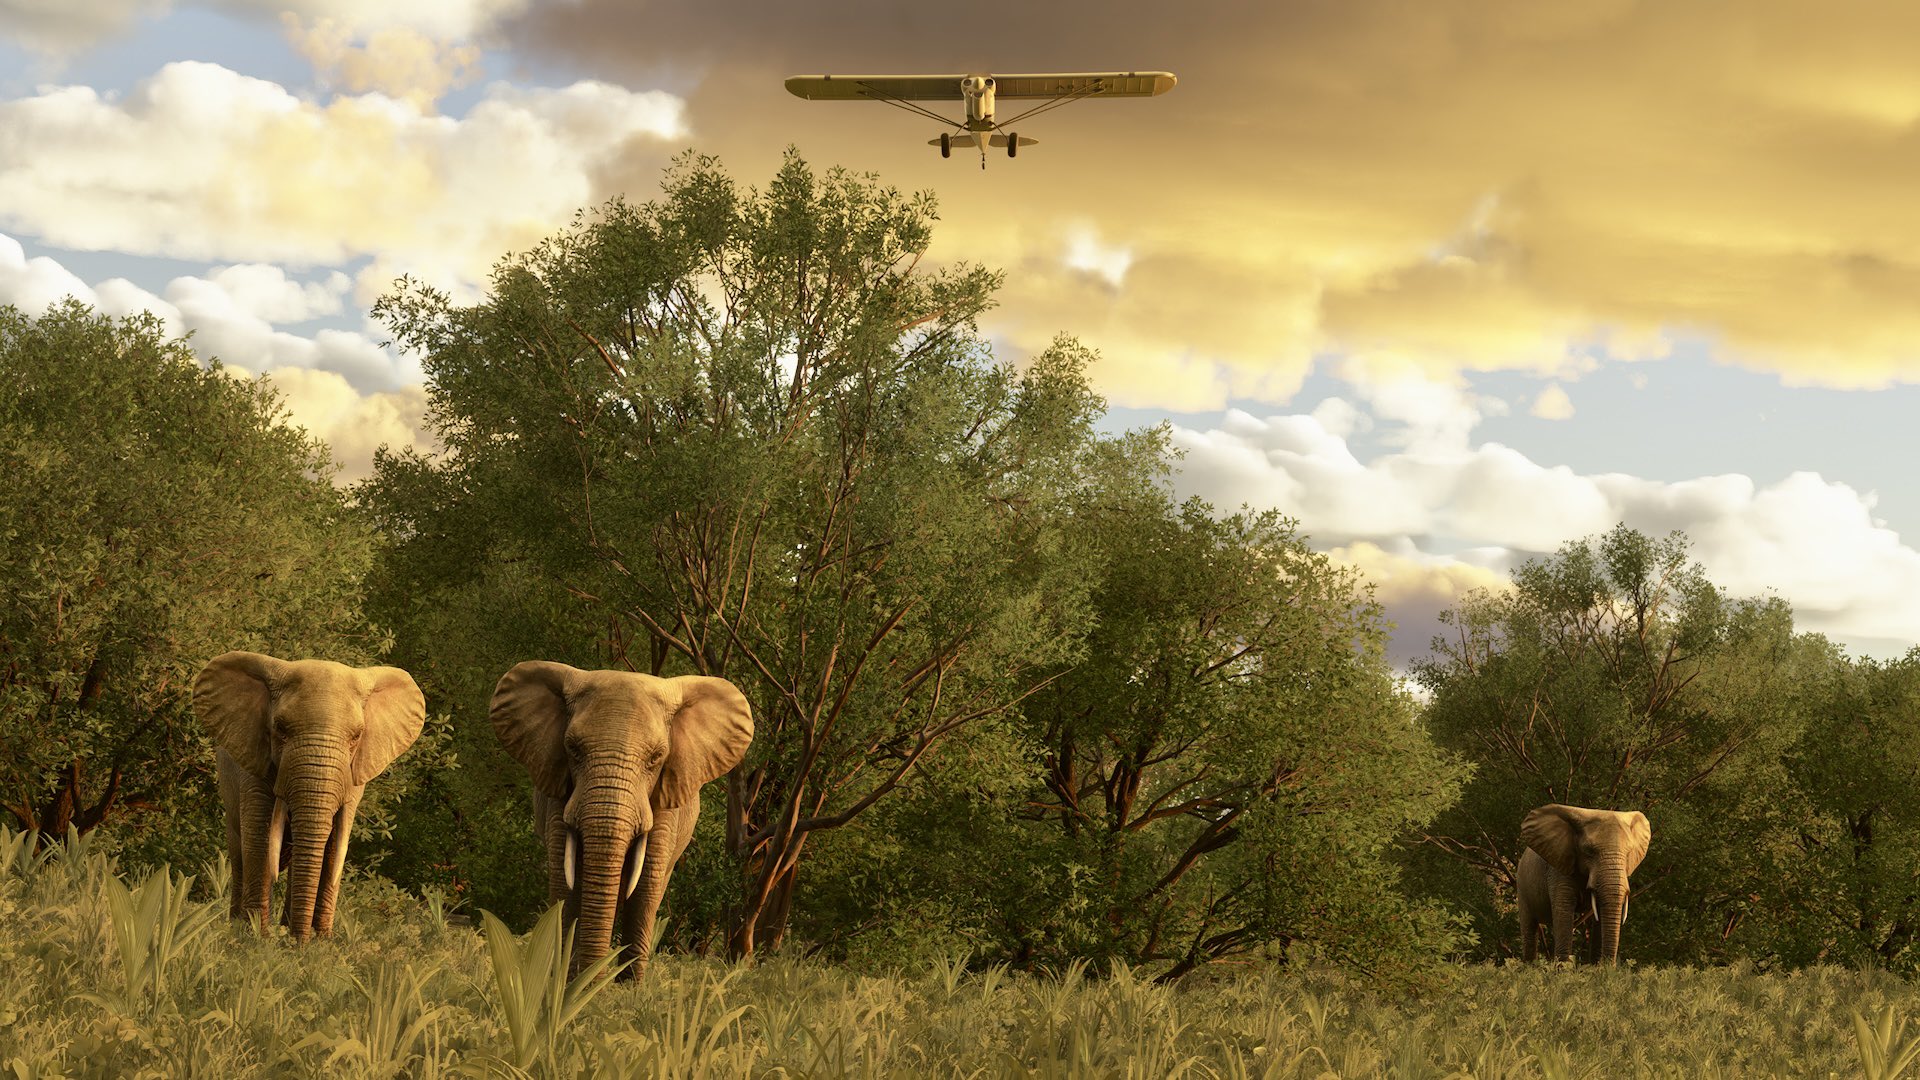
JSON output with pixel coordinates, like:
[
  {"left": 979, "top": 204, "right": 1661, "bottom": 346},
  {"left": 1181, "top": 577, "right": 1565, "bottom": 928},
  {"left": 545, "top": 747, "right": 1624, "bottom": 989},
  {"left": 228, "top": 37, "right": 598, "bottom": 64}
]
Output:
[{"left": 0, "top": 824, "right": 1918, "bottom": 1077}]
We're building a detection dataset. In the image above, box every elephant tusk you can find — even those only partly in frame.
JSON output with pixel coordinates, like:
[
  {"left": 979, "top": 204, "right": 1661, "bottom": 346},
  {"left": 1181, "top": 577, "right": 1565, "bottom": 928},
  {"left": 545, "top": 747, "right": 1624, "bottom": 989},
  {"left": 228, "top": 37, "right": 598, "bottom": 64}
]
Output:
[
  {"left": 1622, "top": 892, "right": 1630, "bottom": 925},
  {"left": 624, "top": 835, "right": 647, "bottom": 899},
  {"left": 564, "top": 831, "right": 579, "bottom": 891},
  {"left": 1590, "top": 894, "right": 1598, "bottom": 922}
]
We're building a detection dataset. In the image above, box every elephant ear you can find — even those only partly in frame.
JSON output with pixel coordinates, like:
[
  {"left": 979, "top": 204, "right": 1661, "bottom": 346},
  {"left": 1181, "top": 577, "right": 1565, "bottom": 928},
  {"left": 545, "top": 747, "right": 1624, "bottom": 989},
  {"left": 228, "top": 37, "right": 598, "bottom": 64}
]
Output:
[
  {"left": 491, "top": 662, "right": 578, "bottom": 798},
  {"left": 658, "top": 676, "right": 754, "bottom": 809},
  {"left": 1519, "top": 804, "right": 1583, "bottom": 877},
  {"left": 1621, "top": 810, "right": 1652, "bottom": 875},
  {"left": 193, "top": 651, "right": 288, "bottom": 779},
  {"left": 353, "top": 666, "right": 426, "bottom": 786}
]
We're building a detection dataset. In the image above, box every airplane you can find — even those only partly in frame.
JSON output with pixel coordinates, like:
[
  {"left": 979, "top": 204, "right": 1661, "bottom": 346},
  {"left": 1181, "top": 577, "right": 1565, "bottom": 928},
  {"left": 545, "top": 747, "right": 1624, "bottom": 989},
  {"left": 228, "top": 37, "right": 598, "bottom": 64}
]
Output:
[{"left": 784, "top": 71, "right": 1177, "bottom": 169}]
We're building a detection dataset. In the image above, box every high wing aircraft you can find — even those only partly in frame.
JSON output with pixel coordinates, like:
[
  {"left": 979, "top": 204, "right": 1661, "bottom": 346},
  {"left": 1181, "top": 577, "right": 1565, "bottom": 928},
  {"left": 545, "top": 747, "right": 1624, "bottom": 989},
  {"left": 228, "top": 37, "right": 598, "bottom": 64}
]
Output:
[{"left": 784, "top": 71, "right": 1176, "bottom": 169}]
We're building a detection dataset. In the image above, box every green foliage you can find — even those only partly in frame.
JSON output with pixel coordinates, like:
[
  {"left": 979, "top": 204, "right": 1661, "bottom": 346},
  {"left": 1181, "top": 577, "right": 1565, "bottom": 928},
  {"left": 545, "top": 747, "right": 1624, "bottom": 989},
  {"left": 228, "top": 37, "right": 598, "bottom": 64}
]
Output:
[
  {"left": 475, "top": 903, "right": 627, "bottom": 1075},
  {"left": 1411, "top": 524, "right": 1830, "bottom": 964},
  {"left": 1854, "top": 1003, "right": 1920, "bottom": 1080},
  {"left": 286, "top": 963, "right": 454, "bottom": 1080},
  {"left": 1008, "top": 490, "right": 1470, "bottom": 977},
  {"left": 89, "top": 866, "right": 222, "bottom": 1015},
  {"left": 359, "top": 150, "right": 1113, "bottom": 951},
  {"left": 1739, "top": 648, "right": 1920, "bottom": 972},
  {"left": 0, "top": 300, "right": 384, "bottom": 866}
]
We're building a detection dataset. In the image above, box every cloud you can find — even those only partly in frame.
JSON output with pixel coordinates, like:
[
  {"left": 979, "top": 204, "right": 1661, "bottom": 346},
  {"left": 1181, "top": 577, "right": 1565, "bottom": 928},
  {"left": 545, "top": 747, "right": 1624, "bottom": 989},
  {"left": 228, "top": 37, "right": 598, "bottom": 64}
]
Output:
[
  {"left": 1061, "top": 223, "right": 1132, "bottom": 289},
  {"left": 1530, "top": 383, "right": 1575, "bottom": 420},
  {"left": 1328, "top": 539, "right": 1515, "bottom": 669},
  {"left": 283, "top": 15, "right": 481, "bottom": 108},
  {"left": 240, "top": 365, "right": 432, "bottom": 483},
  {"left": 1169, "top": 392, "right": 1920, "bottom": 661},
  {"left": 0, "top": 0, "right": 165, "bottom": 55},
  {"left": 0, "top": 232, "right": 93, "bottom": 315},
  {"left": 498, "top": 0, "right": 1920, "bottom": 401},
  {"left": 0, "top": 0, "right": 529, "bottom": 56},
  {"left": 0, "top": 61, "right": 687, "bottom": 298},
  {"left": 0, "top": 232, "right": 431, "bottom": 477}
]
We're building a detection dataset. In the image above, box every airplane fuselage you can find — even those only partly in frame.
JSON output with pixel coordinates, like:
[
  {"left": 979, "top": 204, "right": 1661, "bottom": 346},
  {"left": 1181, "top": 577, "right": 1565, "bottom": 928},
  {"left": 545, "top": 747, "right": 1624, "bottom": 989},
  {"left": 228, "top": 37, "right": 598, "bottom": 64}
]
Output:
[{"left": 961, "top": 75, "right": 996, "bottom": 131}]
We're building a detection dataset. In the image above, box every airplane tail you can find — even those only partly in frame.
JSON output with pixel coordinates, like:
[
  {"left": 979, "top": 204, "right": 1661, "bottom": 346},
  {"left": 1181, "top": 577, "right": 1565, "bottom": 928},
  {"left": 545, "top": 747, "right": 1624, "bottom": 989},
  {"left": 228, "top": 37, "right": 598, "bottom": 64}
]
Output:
[
  {"left": 928, "top": 133, "right": 979, "bottom": 147},
  {"left": 987, "top": 134, "right": 1039, "bottom": 148}
]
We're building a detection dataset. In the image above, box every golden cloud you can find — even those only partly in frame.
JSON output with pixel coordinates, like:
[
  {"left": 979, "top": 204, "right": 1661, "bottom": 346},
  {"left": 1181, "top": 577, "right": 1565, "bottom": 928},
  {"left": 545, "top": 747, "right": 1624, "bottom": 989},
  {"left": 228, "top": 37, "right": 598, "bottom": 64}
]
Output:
[{"left": 497, "top": 0, "right": 1920, "bottom": 401}]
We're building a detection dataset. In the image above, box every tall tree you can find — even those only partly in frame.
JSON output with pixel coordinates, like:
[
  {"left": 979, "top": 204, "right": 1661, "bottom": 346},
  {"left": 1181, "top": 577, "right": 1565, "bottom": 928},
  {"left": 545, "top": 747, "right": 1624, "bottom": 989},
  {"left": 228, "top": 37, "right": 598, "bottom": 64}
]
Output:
[
  {"left": 1411, "top": 525, "right": 1821, "bottom": 962},
  {"left": 1758, "top": 648, "right": 1920, "bottom": 970},
  {"left": 363, "top": 152, "right": 1110, "bottom": 955},
  {"left": 1016, "top": 483, "right": 1468, "bottom": 979},
  {"left": 0, "top": 301, "right": 384, "bottom": 855}
]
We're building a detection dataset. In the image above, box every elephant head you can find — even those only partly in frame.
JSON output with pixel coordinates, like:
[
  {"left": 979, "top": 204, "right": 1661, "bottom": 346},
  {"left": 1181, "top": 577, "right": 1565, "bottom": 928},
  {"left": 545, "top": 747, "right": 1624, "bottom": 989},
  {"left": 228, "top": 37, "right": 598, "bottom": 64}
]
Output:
[
  {"left": 1520, "top": 803, "right": 1650, "bottom": 963},
  {"left": 490, "top": 662, "right": 753, "bottom": 976},
  {"left": 193, "top": 651, "right": 425, "bottom": 940}
]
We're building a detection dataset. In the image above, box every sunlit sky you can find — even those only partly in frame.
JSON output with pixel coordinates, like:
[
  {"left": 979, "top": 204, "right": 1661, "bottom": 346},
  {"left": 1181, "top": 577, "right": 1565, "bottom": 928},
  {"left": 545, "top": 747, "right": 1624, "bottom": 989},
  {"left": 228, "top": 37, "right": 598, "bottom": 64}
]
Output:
[{"left": 4, "top": 0, "right": 1918, "bottom": 669}]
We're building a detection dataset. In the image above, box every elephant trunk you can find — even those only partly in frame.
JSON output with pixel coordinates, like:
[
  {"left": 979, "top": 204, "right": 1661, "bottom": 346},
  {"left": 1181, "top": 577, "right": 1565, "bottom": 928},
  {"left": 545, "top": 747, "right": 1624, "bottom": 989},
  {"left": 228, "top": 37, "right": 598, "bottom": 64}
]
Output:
[
  {"left": 280, "top": 750, "right": 347, "bottom": 943},
  {"left": 571, "top": 773, "right": 645, "bottom": 977},
  {"left": 1593, "top": 858, "right": 1630, "bottom": 964}
]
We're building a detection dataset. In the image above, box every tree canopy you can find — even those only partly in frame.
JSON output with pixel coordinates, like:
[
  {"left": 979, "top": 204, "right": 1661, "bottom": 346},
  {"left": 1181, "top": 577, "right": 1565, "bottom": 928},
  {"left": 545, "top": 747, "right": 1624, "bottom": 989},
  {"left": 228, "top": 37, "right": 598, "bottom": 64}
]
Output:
[
  {"left": 0, "top": 301, "right": 389, "bottom": 861},
  {"left": 358, "top": 151, "right": 1468, "bottom": 972}
]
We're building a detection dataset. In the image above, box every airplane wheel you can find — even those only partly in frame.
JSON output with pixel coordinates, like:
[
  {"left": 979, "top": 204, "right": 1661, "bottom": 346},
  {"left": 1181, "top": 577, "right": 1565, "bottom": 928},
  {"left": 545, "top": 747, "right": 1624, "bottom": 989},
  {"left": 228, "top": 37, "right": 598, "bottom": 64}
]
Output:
[
  {"left": 1008, "top": 132, "right": 1018, "bottom": 158},
  {"left": 941, "top": 133, "right": 951, "bottom": 158}
]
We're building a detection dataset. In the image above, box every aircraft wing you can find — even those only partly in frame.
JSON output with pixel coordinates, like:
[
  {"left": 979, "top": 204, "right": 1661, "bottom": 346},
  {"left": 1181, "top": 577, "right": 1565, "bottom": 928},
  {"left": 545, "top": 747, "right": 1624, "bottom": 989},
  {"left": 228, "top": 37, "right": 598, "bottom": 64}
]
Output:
[
  {"left": 990, "top": 72, "right": 1177, "bottom": 98},
  {"left": 785, "top": 72, "right": 1176, "bottom": 102},
  {"left": 785, "top": 75, "right": 970, "bottom": 101}
]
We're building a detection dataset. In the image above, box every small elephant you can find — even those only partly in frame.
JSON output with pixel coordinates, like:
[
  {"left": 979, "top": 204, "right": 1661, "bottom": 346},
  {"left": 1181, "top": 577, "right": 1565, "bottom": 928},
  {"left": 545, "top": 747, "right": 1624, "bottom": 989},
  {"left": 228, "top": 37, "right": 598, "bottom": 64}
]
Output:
[
  {"left": 490, "top": 662, "right": 753, "bottom": 979},
  {"left": 192, "top": 651, "right": 425, "bottom": 940},
  {"left": 1516, "top": 803, "right": 1650, "bottom": 964}
]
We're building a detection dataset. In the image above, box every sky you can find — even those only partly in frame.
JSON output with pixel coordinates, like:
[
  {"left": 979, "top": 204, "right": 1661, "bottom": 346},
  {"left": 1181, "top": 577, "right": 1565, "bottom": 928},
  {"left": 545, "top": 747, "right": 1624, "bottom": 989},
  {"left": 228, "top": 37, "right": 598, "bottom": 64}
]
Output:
[{"left": 3, "top": 0, "right": 1918, "bottom": 670}]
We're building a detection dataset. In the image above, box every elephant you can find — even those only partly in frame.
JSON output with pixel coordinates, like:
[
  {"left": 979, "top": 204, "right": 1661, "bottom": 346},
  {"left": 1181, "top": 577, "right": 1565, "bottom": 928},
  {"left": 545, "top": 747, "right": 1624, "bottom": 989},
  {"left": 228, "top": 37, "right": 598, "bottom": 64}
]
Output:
[
  {"left": 1516, "top": 803, "right": 1651, "bottom": 964},
  {"left": 490, "top": 661, "right": 753, "bottom": 979},
  {"left": 192, "top": 651, "right": 425, "bottom": 941}
]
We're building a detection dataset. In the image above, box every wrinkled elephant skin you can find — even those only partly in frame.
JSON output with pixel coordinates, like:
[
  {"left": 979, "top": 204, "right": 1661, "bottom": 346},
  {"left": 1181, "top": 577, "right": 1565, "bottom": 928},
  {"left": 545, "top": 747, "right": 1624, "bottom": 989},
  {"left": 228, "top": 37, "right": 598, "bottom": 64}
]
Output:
[
  {"left": 491, "top": 662, "right": 753, "bottom": 980},
  {"left": 194, "top": 652, "right": 425, "bottom": 941},
  {"left": 1516, "top": 803, "right": 1651, "bottom": 965}
]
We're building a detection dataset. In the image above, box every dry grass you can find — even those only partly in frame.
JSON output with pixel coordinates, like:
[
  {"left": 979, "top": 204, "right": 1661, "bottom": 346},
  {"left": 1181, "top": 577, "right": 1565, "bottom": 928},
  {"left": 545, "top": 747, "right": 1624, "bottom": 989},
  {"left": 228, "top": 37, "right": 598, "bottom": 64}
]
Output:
[{"left": 0, "top": 826, "right": 1915, "bottom": 1078}]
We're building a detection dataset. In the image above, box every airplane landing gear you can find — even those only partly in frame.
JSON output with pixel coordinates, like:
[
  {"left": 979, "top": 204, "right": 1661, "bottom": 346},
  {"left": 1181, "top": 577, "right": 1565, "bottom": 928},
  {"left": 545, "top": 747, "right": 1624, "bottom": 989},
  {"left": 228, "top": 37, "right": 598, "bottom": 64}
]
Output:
[
  {"left": 1008, "top": 132, "right": 1018, "bottom": 158},
  {"left": 940, "top": 132, "right": 951, "bottom": 158}
]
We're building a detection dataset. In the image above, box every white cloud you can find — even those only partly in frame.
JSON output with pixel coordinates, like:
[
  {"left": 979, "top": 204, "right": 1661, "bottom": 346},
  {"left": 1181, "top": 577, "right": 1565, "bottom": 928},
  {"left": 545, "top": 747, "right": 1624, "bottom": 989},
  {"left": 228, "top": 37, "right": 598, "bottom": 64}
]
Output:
[
  {"left": 1531, "top": 383, "right": 1575, "bottom": 419},
  {"left": 1062, "top": 224, "right": 1133, "bottom": 289},
  {"left": 0, "top": 232, "right": 92, "bottom": 314},
  {"left": 205, "top": 263, "right": 351, "bottom": 323},
  {"left": 1171, "top": 390, "right": 1920, "bottom": 662},
  {"left": 239, "top": 365, "right": 431, "bottom": 483},
  {"left": 0, "top": 62, "right": 687, "bottom": 297},
  {"left": 0, "top": 232, "right": 431, "bottom": 478},
  {"left": 1328, "top": 539, "right": 1515, "bottom": 669}
]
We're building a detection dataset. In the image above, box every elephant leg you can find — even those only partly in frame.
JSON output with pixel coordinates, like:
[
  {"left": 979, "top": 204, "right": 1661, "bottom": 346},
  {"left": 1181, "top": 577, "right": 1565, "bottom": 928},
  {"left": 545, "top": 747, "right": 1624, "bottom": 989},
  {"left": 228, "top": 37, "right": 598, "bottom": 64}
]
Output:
[
  {"left": 1548, "top": 873, "right": 1581, "bottom": 962},
  {"left": 618, "top": 797, "right": 698, "bottom": 981},
  {"left": 235, "top": 786, "right": 279, "bottom": 931},
  {"left": 219, "top": 766, "right": 245, "bottom": 920},
  {"left": 535, "top": 791, "right": 580, "bottom": 928},
  {"left": 311, "top": 787, "right": 362, "bottom": 937}
]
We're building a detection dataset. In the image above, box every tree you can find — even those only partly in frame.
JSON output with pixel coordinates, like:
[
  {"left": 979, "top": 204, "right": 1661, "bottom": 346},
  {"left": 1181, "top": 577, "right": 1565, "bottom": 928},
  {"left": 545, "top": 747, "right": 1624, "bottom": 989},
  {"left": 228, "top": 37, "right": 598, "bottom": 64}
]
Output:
[
  {"left": 0, "top": 301, "right": 386, "bottom": 858},
  {"left": 1410, "top": 525, "right": 1823, "bottom": 962},
  {"left": 1014, "top": 481, "right": 1468, "bottom": 979},
  {"left": 1756, "top": 648, "right": 1920, "bottom": 970},
  {"left": 362, "top": 152, "right": 1111, "bottom": 956}
]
